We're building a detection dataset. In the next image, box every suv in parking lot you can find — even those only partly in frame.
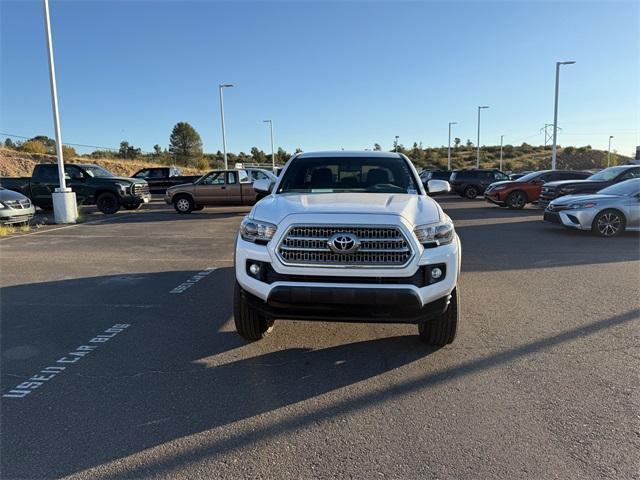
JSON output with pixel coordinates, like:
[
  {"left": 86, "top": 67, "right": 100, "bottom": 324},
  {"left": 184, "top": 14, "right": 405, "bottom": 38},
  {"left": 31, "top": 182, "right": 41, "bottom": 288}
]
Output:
[
  {"left": 234, "top": 151, "right": 461, "bottom": 346},
  {"left": 484, "top": 170, "right": 591, "bottom": 209},
  {"left": 449, "top": 169, "right": 509, "bottom": 199}
]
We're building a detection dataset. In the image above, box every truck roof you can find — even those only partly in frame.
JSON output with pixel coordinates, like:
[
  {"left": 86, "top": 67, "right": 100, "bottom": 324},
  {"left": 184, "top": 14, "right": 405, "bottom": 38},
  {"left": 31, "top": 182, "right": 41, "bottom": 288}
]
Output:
[{"left": 296, "top": 150, "right": 403, "bottom": 159}]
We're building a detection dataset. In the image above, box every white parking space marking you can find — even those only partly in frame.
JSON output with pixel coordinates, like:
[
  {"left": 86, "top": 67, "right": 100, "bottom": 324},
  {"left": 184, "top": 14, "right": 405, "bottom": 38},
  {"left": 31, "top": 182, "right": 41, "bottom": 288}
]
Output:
[
  {"left": 2, "top": 323, "right": 130, "bottom": 399},
  {"left": 169, "top": 268, "right": 218, "bottom": 294}
]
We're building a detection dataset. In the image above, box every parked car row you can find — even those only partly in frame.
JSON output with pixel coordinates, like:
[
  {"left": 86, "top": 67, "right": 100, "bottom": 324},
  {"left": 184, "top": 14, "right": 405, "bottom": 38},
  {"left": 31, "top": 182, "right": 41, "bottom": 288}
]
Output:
[{"left": 0, "top": 163, "right": 150, "bottom": 215}]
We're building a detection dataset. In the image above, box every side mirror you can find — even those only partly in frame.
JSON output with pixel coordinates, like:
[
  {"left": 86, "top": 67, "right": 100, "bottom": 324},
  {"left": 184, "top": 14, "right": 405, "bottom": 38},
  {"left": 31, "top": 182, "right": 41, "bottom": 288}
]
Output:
[
  {"left": 426, "top": 179, "right": 450, "bottom": 195},
  {"left": 253, "top": 179, "right": 273, "bottom": 194}
]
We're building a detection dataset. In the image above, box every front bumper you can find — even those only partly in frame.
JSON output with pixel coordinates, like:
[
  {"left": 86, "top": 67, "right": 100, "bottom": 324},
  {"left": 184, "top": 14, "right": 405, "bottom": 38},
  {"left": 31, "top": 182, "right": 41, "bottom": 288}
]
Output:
[
  {"left": 0, "top": 206, "right": 36, "bottom": 224},
  {"left": 484, "top": 191, "right": 506, "bottom": 206},
  {"left": 543, "top": 208, "right": 594, "bottom": 230},
  {"left": 122, "top": 193, "right": 150, "bottom": 205},
  {"left": 235, "top": 227, "right": 460, "bottom": 324}
]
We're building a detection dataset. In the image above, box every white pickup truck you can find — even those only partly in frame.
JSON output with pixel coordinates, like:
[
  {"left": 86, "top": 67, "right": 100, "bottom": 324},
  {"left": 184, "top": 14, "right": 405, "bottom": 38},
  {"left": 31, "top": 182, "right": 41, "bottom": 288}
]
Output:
[{"left": 234, "top": 151, "right": 461, "bottom": 346}]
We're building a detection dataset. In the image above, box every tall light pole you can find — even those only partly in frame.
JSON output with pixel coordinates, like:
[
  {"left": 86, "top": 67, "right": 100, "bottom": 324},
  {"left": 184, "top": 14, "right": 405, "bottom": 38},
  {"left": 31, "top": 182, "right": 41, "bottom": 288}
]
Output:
[
  {"left": 608, "top": 135, "right": 614, "bottom": 167},
  {"left": 43, "top": 0, "right": 76, "bottom": 224},
  {"left": 551, "top": 61, "right": 576, "bottom": 170},
  {"left": 476, "top": 106, "right": 489, "bottom": 168},
  {"left": 499, "top": 134, "right": 504, "bottom": 172},
  {"left": 263, "top": 120, "right": 275, "bottom": 170},
  {"left": 394, "top": 135, "right": 399, "bottom": 152},
  {"left": 219, "top": 83, "right": 234, "bottom": 169},
  {"left": 448, "top": 122, "right": 457, "bottom": 170}
]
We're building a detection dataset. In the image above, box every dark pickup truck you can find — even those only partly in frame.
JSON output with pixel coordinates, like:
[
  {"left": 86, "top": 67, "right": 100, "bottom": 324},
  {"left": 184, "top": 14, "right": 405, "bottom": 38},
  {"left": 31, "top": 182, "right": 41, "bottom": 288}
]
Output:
[
  {"left": 131, "top": 167, "right": 201, "bottom": 194},
  {"left": 0, "top": 163, "right": 150, "bottom": 214},
  {"left": 538, "top": 165, "right": 640, "bottom": 208}
]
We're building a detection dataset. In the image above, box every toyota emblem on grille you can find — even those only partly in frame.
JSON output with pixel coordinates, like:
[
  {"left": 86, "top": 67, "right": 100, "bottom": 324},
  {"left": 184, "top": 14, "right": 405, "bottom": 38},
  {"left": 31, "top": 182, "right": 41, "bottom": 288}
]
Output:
[{"left": 328, "top": 233, "right": 360, "bottom": 254}]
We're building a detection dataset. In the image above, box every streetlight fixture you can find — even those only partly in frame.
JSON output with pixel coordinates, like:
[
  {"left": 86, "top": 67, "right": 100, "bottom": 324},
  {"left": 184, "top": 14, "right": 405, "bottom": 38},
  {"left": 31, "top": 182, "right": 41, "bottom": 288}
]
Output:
[
  {"left": 551, "top": 61, "right": 576, "bottom": 170},
  {"left": 448, "top": 122, "right": 457, "bottom": 170},
  {"left": 263, "top": 120, "right": 275, "bottom": 170},
  {"left": 499, "top": 135, "right": 504, "bottom": 172},
  {"left": 394, "top": 135, "right": 399, "bottom": 152},
  {"left": 608, "top": 135, "right": 614, "bottom": 167},
  {"left": 43, "top": 0, "right": 76, "bottom": 224},
  {"left": 219, "top": 83, "right": 234, "bottom": 170},
  {"left": 476, "top": 106, "right": 489, "bottom": 168}
]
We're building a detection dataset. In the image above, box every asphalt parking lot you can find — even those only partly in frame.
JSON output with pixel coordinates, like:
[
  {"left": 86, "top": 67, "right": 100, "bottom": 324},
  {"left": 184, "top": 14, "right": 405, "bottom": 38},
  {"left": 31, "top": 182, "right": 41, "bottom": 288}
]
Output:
[{"left": 1, "top": 197, "right": 639, "bottom": 480}]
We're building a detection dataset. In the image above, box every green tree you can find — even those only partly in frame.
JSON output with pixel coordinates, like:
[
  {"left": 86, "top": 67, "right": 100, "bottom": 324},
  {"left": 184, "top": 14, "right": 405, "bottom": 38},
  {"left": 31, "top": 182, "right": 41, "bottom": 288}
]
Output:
[
  {"left": 454, "top": 138, "right": 461, "bottom": 149},
  {"left": 119, "top": 140, "right": 141, "bottom": 159},
  {"left": 250, "top": 147, "right": 267, "bottom": 163},
  {"left": 153, "top": 144, "right": 162, "bottom": 156},
  {"left": 4, "top": 138, "right": 15, "bottom": 149},
  {"left": 465, "top": 139, "right": 473, "bottom": 148},
  {"left": 169, "top": 122, "right": 203, "bottom": 166}
]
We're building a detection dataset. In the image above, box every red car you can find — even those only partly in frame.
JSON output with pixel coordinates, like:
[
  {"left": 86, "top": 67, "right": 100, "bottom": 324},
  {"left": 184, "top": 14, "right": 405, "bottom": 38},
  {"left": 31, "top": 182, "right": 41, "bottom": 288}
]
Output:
[{"left": 484, "top": 170, "right": 591, "bottom": 209}]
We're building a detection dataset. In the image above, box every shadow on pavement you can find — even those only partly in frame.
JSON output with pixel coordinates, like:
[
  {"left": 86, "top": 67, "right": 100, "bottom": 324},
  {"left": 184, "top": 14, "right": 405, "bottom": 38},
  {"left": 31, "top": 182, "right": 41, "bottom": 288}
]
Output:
[{"left": 0, "top": 270, "right": 436, "bottom": 479}]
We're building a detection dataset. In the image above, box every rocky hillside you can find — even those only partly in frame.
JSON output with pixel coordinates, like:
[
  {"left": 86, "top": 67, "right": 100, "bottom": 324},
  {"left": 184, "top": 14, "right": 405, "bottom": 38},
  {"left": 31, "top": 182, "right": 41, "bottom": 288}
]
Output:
[{"left": 0, "top": 148, "right": 206, "bottom": 178}]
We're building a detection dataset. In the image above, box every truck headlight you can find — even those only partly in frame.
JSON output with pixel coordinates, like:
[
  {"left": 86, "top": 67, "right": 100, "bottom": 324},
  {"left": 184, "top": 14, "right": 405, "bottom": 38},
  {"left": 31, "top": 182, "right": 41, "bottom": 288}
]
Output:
[
  {"left": 240, "top": 216, "right": 277, "bottom": 244},
  {"left": 115, "top": 183, "right": 130, "bottom": 194},
  {"left": 414, "top": 218, "right": 455, "bottom": 247}
]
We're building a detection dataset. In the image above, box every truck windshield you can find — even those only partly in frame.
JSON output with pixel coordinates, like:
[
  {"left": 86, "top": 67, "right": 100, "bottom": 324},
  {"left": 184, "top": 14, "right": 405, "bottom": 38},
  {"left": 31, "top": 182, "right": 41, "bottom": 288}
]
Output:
[
  {"left": 83, "top": 165, "right": 115, "bottom": 178},
  {"left": 277, "top": 156, "right": 420, "bottom": 194}
]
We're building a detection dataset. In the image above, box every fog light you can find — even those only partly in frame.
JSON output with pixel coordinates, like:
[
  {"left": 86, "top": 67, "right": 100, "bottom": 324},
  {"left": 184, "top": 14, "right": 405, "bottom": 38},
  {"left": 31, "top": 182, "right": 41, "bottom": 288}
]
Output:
[
  {"left": 249, "top": 263, "right": 261, "bottom": 276},
  {"left": 431, "top": 267, "right": 442, "bottom": 280}
]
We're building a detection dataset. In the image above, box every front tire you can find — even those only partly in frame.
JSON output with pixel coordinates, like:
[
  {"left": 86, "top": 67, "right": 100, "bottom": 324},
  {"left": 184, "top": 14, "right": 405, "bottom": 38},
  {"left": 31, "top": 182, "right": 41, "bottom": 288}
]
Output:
[
  {"left": 464, "top": 186, "right": 478, "bottom": 199},
  {"left": 418, "top": 288, "right": 459, "bottom": 346},
  {"left": 506, "top": 191, "right": 526, "bottom": 209},
  {"left": 96, "top": 192, "right": 120, "bottom": 214},
  {"left": 233, "top": 282, "right": 274, "bottom": 342},
  {"left": 592, "top": 209, "right": 625, "bottom": 237},
  {"left": 173, "top": 195, "right": 194, "bottom": 214}
]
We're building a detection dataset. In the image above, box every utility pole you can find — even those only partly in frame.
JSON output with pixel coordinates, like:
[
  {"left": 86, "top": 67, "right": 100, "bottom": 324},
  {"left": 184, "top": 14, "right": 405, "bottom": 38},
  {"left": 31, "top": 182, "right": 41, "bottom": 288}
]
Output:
[
  {"left": 448, "top": 122, "right": 457, "bottom": 170},
  {"left": 476, "top": 106, "right": 489, "bottom": 168},
  {"left": 394, "top": 136, "right": 399, "bottom": 152},
  {"left": 43, "top": 0, "right": 76, "bottom": 224},
  {"left": 551, "top": 61, "right": 576, "bottom": 170},
  {"left": 499, "top": 134, "right": 504, "bottom": 171},
  {"left": 608, "top": 135, "right": 614, "bottom": 167},
  {"left": 263, "top": 120, "right": 275, "bottom": 170},
  {"left": 219, "top": 83, "right": 234, "bottom": 170}
]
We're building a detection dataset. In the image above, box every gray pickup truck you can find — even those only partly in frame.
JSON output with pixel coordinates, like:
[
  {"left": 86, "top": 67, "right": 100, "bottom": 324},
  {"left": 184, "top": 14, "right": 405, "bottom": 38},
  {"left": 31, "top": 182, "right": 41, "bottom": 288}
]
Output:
[
  {"left": 165, "top": 169, "right": 275, "bottom": 213},
  {"left": 0, "top": 163, "right": 150, "bottom": 214}
]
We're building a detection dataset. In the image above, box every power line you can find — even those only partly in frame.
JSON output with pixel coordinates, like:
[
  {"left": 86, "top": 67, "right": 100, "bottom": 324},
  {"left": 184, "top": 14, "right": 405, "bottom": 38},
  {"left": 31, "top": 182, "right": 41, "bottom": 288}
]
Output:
[{"left": 0, "top": 132, "right": 153, "bottom": 154}]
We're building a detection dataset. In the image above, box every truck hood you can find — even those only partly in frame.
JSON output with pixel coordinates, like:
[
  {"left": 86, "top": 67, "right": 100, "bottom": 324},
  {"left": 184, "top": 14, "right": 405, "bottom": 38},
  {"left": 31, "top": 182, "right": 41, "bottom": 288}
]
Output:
[{"left": 252, "top": 192, "right": 442, "bottom": 226}]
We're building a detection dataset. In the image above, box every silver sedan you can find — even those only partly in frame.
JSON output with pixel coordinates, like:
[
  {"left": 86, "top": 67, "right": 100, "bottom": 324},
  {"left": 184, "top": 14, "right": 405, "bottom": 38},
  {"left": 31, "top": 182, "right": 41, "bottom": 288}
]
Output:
[
  {"left": 0, "top": 187, "right": 35, "bottom": 225},
  {"left": 543, "top": 178, "right": 640, "bottom": 237}
]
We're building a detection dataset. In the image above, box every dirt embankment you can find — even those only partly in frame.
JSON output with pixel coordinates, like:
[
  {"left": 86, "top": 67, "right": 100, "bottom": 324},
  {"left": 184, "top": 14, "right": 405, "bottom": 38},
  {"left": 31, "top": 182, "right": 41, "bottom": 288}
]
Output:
[{"left": 0, "top": 148, "right": 205, "bottom": 178}]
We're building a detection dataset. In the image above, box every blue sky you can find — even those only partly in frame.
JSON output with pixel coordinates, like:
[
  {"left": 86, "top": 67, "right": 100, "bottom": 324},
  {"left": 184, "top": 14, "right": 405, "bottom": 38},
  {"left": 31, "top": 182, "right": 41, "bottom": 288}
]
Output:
[{"left": 1, "top": 1, "right": 638, "bottom": 156}]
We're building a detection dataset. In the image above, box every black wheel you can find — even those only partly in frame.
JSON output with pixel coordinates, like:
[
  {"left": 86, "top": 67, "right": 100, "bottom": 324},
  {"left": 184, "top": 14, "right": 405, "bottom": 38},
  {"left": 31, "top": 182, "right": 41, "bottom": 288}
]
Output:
[
  {"left": 464, "top": 186, "right": 478, "bottom": 199},
  {"left": 233, "top": 282, "right": 274, "bottom": 342},
  {"left": 592, "top": 209, "right": 626, "bottom": 237},
  {"left": 96, "top": 192, "right": 120, "bottom": 214},
  {"left": 193, "top": 205, "right": 205, "bottom": 211},
  {"left": 173, "top": 195, "right": 194, "bottom": 214},
  {"left": 506, "top": 191, "right": 527, "bottom": 209},
  {"left": 123, "top": 202, "right": 142, "bottom": 210},
  {"left": 418, "top": 288, "right": 459, "bottom": 346}
]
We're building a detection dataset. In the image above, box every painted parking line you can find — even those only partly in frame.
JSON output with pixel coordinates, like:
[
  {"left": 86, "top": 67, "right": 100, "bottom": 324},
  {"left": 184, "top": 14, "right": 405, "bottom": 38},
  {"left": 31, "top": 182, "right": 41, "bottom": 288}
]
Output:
[
  {"left": 169, "top": 268, "right": 218, "bottom": 294},
  {"left": 2, "top": 323, "right": 130, "bottom": 399}
]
